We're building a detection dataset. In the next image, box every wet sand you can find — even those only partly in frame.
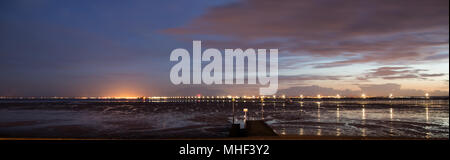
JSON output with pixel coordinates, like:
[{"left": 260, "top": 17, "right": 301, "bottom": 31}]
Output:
[
  {"left": 0, "top": 99, "right": 448, "bottom": 139},
  {"left": 0, "top": 136, "right": 446, "bottom": 140}
]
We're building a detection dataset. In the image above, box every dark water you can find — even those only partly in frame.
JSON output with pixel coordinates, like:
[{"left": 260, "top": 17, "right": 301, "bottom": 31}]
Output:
[{"left": 0, "top": 99, "right": 448, "bottom": 139}]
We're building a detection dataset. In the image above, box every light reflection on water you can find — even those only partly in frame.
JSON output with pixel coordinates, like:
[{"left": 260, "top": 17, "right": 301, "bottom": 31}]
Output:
[
  {"left": 256, "top": 100, "right": 448, "bottom": 139},
  {"left": 0, "top": 99, "right": 448, "bottom": 139}
]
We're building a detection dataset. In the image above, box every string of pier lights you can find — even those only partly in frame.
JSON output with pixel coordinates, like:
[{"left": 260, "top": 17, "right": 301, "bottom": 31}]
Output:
[
  {"left": 162, "top": 94, "right": 345, "bottom": 99},
  {"left": 0, "top": 92, "right": 433, "bottom": 101},
  {"left": 119, "top": 93, "right": 427, "bottom": 100},
  {"left": 151, "top": 92, "right": 432, "bottom": 100}
]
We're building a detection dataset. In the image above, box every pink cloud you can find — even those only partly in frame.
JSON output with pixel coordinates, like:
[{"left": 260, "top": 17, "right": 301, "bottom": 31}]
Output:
[{"left": 165, "top": 0, "right": 449, "bottom": 67}]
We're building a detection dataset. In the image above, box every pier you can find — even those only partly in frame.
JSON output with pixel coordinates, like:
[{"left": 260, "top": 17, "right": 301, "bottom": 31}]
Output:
[{"left": 229, "top": 120, "right": 278, "bottom": 137}]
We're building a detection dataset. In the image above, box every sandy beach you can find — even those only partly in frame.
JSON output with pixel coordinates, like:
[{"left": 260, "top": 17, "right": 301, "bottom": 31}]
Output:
[{"left": 1, "top": 98, "right": 448, "bottom": 139}]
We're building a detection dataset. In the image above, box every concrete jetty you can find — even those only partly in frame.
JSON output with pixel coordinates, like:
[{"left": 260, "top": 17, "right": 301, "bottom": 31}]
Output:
[{"left": 229, "top": 120, "right": 278, "bottom": 137}]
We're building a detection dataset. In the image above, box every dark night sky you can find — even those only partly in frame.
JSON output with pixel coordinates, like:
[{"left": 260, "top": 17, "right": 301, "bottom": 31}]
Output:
[{"left": 0, "top": 0, "right": 448, "bottom": 97}]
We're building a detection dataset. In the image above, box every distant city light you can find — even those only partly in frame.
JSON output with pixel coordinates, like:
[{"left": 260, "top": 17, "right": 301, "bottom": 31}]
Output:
[{"left": 389, "top": 94, "right": 394, "bottom": 99}]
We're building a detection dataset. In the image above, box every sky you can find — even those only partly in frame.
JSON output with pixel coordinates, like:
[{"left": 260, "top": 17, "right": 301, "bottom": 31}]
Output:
[{"left": 0, "top": 0, "right": 448, "bottom": 97}]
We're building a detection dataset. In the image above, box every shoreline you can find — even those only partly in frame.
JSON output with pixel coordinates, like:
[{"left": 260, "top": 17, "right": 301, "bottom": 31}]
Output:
[{"left": 1, "top": 136, "right": 448, "bottom": 141}]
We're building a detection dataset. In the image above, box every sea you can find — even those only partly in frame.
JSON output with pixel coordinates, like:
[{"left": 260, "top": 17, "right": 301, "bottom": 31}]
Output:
[{"left": 0, "top": 98, "right": 448, "bottom": 139}]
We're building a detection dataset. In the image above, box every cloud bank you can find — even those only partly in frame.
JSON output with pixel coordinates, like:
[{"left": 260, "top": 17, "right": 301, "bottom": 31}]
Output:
[{"left": 166, "top": 0, "right": 449, "bottom": 68}]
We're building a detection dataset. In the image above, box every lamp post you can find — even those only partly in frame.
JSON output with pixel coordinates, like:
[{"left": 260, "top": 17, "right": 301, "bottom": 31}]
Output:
[
  {"left": 232, "top": 98, "right": 236, "bottom": 124},
  {"left": 243, "top": 108, "right": 249, "bottom": 129},
  {"left": 243, "top": 108, "right": 248, "bottom": 123}
]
